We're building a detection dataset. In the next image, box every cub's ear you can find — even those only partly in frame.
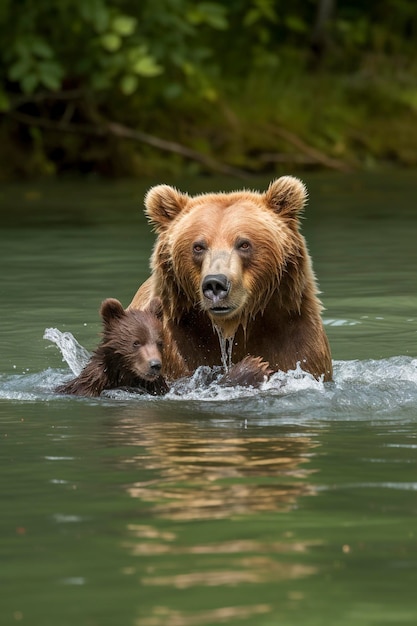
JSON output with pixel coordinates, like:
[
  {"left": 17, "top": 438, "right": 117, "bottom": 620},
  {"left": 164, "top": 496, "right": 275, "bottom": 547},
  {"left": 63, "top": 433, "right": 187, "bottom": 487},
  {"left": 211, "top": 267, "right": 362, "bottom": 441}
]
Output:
[
  {"left": 264, "top": 176, "right": 307, "bottom": 221},
  {"left": 100, "top": 298, "right": 126, "bottom": 325},
  {"left": 145, "top": 184, "right": 189, "bottom": 233},
  {"left": 147, "top": 297, "right": 163, "bottom": 321}
]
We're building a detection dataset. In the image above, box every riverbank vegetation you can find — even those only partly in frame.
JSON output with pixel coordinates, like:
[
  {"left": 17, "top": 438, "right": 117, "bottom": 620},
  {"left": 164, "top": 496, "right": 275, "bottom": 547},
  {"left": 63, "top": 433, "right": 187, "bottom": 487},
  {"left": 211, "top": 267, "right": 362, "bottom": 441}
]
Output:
[{"left": 1, "top": 0, "right": 417, "bottom": 179}]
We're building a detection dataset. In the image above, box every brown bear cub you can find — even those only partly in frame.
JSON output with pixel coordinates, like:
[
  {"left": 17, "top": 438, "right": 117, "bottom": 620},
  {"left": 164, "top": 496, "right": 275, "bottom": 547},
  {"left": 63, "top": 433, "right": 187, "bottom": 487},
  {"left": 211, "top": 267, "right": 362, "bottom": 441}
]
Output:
[{"left": 57, "top": 298, "right": 168, "bottom": 397}]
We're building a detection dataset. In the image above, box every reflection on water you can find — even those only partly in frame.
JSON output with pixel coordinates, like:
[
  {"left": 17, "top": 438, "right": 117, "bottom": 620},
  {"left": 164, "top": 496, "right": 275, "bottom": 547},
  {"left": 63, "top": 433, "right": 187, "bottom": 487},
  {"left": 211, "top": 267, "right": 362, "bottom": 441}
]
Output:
[
  {"left": 112, "top": 413, "right": 319, "bottom": 624},
  {"left": 117, "top": 414, "right": 318, "bottom": 520},
  {"left": 140, "top": 559, "right": 315, "bottom": 588},
  {"left": 127, "top": 522, "right": 317, "bottom": 588},
  {"left": 136, "top": 604, "right": 272, "bottom": 626}
]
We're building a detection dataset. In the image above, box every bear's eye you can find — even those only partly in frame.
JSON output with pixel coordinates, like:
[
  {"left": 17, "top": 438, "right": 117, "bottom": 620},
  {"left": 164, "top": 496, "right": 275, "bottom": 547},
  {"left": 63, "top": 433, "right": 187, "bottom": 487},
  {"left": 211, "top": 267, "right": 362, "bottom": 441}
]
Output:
[
  {"left": 133, "top": 340, "right": 142, "bottom": 348},
  {"left": 236, "top": 239, "right": 251, "bottom": 252},
  {"left": 157, "top": 340, "right": 164, "bottom": 350},
  {"left": 193, "top": 241, "right": 206, "bottom": 255}
]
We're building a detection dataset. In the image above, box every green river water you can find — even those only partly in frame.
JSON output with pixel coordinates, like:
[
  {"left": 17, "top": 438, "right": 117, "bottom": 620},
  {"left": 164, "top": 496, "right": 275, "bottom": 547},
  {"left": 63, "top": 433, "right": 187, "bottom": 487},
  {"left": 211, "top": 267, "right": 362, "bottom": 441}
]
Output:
[{"left": 1, "top": 172, "right": 417, "bottom": 626}]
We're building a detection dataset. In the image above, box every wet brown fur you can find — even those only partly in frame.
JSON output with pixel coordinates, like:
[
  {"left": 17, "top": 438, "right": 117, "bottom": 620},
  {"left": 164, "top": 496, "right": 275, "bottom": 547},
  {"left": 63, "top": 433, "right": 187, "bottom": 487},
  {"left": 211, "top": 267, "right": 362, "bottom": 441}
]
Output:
[
  {"left": 129, "top": 177, "right": 332, "bottom": 382},
  {"left": 57, "top": 298, "right": 168, "bottom": 397},
  {"left": 221, "top": 356, "right": 274, "bottom": 387}
]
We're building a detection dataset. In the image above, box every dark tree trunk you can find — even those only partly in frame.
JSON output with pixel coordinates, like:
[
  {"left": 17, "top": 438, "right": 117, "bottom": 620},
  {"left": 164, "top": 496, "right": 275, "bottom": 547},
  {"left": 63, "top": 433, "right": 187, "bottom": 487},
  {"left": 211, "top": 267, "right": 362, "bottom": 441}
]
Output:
[{"left": 310, "top": 0, "right": 336, "bottom": 65}]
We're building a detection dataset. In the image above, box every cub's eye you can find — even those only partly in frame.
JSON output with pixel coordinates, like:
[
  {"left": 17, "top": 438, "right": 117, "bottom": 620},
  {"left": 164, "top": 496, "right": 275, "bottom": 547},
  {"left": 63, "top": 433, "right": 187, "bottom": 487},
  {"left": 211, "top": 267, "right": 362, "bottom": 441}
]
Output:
[
  {"left": 133, "top": 341, "right": 142, "bottom": 348},
  {"left": 237, "top": 239, "right": 251, "bottom": 252},
  {"left": 157, "top": 341, "right": 164, "bottom": 350}
]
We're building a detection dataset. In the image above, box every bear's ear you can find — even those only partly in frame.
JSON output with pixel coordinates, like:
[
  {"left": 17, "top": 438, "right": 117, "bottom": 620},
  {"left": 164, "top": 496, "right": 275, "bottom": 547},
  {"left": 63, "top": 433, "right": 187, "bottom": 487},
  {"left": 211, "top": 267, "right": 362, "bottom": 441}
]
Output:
[
  {"left": 100, "top": 298, "right": 126, "bottom": 325},
  {"left": 147, "top": 297, "right": 163, "bottom": 321},
  {"left": 145, "top": 184, "right": 189, "bottom": 232},
  {"left": 264, "top": 176, "right": 307, "bottom": 221}
]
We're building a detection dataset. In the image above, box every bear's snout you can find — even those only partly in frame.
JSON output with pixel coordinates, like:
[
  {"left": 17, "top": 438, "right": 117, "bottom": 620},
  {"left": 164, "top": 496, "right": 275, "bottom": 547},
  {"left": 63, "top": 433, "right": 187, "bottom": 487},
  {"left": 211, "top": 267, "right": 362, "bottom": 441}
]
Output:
[
  {"left": 137, "top": 357, "right": 162, "bottom": 381},
  {"left": 148, "top": 358, "right": 162, "bottom": 374},
  {"left": 202, "top": 273, "right": 230, "bottom": 303}
]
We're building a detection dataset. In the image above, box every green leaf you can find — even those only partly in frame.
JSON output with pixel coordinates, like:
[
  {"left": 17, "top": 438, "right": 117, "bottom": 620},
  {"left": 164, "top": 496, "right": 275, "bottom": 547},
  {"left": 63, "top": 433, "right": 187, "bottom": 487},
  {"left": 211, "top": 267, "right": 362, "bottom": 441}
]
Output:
[
  {"left": 32, "top": 39, "right": 54, "bottom": 59},
  {"left": 182, "top": 61, "right": 195, "bottom": 76},
  {"left": 31, "top": 60, "right": 63, "bottom": 90},
  {"left": 163, "top": 83, "right": 183, "bottom": 99},
  {"left": 127, "top": 44, "right": 147, "bottom": 63},
  {"left": 132, "top": 56, "right": 163, "bottom": 77},
  {"left": 284, "top": 15, "right": 307, "bottom": 34},
  {"left": 202, "top": 86, "right": 217, "bottom": 101},
  {"left": 21, "top": 73, "right": 38, "bottom": 94},
  {"left": 120, "top": 74, "right": 138, "bottom": 95},
  {"left": 244, "top": 0, "right": 277, "bottom": 24},
  {"left": 187, "top": 2, "right": 228, "bottom": 30},
  {"left": 9, "top": 58, "right": 32, "bottom": 81},
  {"left": 80, "top": 0, "right": 109, "bottom": 33},
  {"left": 101, "top": 33, "right": 121, "bottom": 52},
  {"left": 244, "top": 9, "right": 261, "bottom": 27},
  {"left": 14, "top": 39, "right": 31, "bottom": 60},
  {"left": 112, "top": 15, "right": 137, "bottom": 37},
  {"left": 93, "top": 3, "right": 109, "bottom": 33}
]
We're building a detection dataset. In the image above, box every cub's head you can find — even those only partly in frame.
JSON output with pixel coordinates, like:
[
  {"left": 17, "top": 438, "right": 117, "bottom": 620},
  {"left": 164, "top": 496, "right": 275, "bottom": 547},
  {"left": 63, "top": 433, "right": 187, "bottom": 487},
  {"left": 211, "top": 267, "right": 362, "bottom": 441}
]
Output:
[
  {"left": 100, "top": 298, "right": 164, "bottom": 381},
  {"left": 145, "top": 177, "right": 308, "bottom": 337}
]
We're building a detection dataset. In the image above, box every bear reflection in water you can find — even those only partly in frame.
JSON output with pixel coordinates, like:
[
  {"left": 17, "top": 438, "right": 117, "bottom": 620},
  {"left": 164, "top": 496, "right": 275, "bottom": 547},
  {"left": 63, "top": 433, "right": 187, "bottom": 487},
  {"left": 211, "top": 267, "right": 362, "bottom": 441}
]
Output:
[
  {"left": 115, "top": 410, "right": 319, "bottom": 622},
  {"left": 112, "top": 408, "right": 318, "bottom": 520}
]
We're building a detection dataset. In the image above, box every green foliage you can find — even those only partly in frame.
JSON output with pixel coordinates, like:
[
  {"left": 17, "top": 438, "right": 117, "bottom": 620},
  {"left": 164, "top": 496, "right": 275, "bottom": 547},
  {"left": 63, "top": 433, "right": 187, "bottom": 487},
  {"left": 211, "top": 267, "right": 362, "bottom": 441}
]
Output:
[
  {"left": 1, "top": 0, "right": 417, "bottom": 177},
  {"left": 186, "top": 2, "right": 228, "bottom": 29},
  {"left": 0, "top": 0, "right": 232, "bottom": 102},
  {"left": 2, "top": 0, "right": 416, "bottom": 102}
]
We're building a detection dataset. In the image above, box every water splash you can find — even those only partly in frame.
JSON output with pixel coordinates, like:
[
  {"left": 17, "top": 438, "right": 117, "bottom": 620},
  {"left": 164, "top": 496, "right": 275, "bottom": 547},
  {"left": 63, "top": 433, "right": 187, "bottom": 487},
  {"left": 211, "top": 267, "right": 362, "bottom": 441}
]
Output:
[
  {"left": 43, "top": 328, "right": 91, "bottom": 375},
  {"left": 1, "top": 327, "right": 417, "bottom": 420},
  {"left": 214, "top": 325, "right": 235, "bottom": 372}
]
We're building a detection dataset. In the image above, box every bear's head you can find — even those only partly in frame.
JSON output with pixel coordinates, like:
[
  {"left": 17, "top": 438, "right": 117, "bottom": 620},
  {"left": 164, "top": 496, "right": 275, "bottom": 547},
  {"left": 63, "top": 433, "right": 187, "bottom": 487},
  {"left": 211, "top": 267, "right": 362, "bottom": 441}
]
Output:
[
  {"left": 145, "top": 177, "right": 310, "bottom": 338},
  {"left": 100, "top": 298, "right": 164, "bottom": 381}
]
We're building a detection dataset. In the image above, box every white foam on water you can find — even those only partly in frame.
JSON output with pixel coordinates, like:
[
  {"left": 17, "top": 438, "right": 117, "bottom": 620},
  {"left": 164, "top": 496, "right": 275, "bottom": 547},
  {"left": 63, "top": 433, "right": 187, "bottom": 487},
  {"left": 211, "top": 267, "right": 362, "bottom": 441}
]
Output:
[
  {"left": 323, "top": 318, "right": 360, "bottom": 327},
  {"left": 43, "top": 327, "right": 91, "bottom": 375},
  {"left": 0, "top": 327, "right": 416, "bottom": 419}
]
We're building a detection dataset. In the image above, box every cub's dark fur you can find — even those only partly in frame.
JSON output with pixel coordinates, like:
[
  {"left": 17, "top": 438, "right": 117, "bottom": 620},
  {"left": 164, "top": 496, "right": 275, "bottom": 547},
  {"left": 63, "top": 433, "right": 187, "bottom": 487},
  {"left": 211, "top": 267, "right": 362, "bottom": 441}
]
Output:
[{"left": 57, "top": 298, "right": 168, "bottom": 397}]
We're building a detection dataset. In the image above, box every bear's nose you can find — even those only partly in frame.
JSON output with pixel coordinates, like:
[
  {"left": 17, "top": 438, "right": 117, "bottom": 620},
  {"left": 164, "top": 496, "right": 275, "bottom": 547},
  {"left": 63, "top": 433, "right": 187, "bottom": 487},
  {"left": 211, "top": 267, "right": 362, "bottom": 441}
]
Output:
[
  {"left": 202, "top": 274, "right": 229, "bottom": 301},
  {"left": 149, "top": 359, "right": 162, "bottom": 373}
]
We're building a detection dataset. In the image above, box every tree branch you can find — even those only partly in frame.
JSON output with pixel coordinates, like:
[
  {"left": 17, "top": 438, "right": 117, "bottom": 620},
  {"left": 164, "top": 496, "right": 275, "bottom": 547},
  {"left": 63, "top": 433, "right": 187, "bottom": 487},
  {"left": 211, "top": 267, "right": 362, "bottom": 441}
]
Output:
[
  {"left": 9, "top": 89, "right": 86, "bottom": 108},
  {"left": 7, "top": 110, "right": 251, "bottom": 179},
  {"left": 265, "top": 122, "right": 352, "bottom": 172}
]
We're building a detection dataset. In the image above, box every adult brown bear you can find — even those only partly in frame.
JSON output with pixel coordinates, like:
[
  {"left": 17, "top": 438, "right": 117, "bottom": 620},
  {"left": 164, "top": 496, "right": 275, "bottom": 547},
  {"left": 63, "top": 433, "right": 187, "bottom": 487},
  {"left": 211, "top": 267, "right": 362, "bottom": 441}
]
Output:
[{"left": 129, "top": 176, "right": 332, "bottom": 381}]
